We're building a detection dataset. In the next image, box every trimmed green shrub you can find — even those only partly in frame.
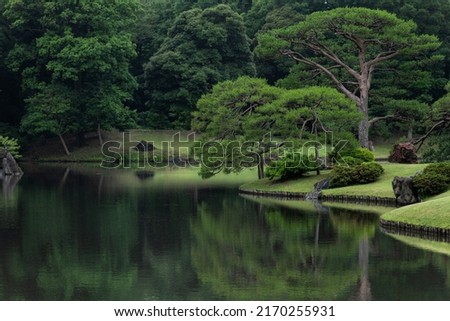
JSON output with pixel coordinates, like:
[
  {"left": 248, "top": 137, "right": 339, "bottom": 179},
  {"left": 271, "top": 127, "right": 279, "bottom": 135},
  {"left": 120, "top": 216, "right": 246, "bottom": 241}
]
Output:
[
  {"left": 330, "top": 162, "right": 384, "bottom": 188},
  {"left": 423, "top": 162, "right": 450, "bottom": 181},
  {"left": 266, "top": 151, "right": 318, "bottom": 181},
  {"left": 341, "top": 156, "right": 364, "bottom": 166},
  {"left": 413, "top": 171, "right": 449, "bottom": 197},
  {"left": 350, "top": 148, "right": 375, "bottom": 163},
  {"left": 329, "top": 165, "right": 354, "bottom": 188},
  {"left": 352, "top": 162, "right": 384, "bottom": 184}
]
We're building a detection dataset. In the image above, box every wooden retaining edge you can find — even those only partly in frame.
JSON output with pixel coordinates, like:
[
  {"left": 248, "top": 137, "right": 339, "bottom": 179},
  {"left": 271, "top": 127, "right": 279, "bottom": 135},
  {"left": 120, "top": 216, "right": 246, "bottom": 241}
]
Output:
[
  {"left": 380, "top": 219, "right": 450, "bottom": 243},
  {"left": 238, "top": 187, "right": 397, "bottom": 206},
  {"left": 238, "top": 188, "right": 308, "bottom": 200}
]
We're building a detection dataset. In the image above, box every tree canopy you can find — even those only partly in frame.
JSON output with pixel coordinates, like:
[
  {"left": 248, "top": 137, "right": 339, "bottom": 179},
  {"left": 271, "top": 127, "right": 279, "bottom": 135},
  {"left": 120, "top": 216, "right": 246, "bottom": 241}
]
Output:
[
  {"left": 192, "top": 76, "right": 359, "bottom": 179},
  {"left": 5, "top": 0, "right": 139, "bottom": 153},
  {"left": 144, "top": 4, "right": 255, "bottom": 129},
  {"left": 257, "top": 7, "right": 441, "bottom": 148}
]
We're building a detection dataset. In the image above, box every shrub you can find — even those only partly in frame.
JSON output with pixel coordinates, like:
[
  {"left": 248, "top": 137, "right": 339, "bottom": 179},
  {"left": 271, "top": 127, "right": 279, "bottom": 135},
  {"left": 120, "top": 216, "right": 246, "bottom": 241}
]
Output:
[
  {"left": 352, "top": 162, "right": 384, "bottom": 184},
  {"left": 266, "top": 151, "right": 318, "bottom": 181},
  {"left": 350, "top": 148, "right": 375, "bottom": 163},
  {"left": 0, "top": 136, "right": 21, "bottom": 159},
  {"left": 423, "top": 162, "right": 450, "bottom": 181},
  {"left": 330, "top": 143, "right": 374, "bottom": 166},
  {"left": 413, "top": 171, "right": 449, "bottom": 197},
  {"left": 341, "top": 156, "right": 364, "bottom": 166},
  {"left": 328, "top": 132, "right": 359, "bottom": 162},
  {"left": 329, "top": 165, "right": 354, "bottom": 188},
  {"left": 330, "top": 162, "right": 384, "bottom": 188}
]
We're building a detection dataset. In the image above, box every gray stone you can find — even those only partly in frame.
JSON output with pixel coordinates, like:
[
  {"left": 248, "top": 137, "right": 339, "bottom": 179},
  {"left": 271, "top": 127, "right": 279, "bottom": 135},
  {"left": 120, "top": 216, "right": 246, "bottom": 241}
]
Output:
[{"left": 392, "top": 176, "right": 421, "bottom": 205}]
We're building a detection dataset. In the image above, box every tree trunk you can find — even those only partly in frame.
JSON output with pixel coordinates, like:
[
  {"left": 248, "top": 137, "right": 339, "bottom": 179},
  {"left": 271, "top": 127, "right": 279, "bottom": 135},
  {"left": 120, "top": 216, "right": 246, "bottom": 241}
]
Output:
[
  {"left": 407, "top": 126, "right": 413, "bottom": 142},
  {"left": 257, "top": 155, "right": 265, "bottom": 180},
  {"left": 358, "top": 82, "right": 371, "bottom": 149},
  {"left": 58, "top": 133, "right": 71, "bottom": 156},
  {"left": 358, "top": 118, "right": 370, "bottom": 149},
  {"left": 97, "top": 124, "right": 104, "bottom": 146}
]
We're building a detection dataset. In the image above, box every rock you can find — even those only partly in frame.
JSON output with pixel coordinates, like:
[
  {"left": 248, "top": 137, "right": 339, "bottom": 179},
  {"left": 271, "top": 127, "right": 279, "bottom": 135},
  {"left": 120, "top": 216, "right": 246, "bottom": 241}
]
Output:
[
  {"left": 135, "top": 141, "right": 155, "bottom": 152},
  {"left": 388, "top": 143, "right": 418, "bottom": 164},
  {"left": 0, "top": 151, "right": 22, "bottom": 176},
  {"left": 392, "top": 176, "right": 421, "bottom": 205},
  {"left": 314, "top": 177, "right": 331, "bottom": 192},
  {"left": 135, "top": 170, "right": 154, "bottom": 180},
  {"left": 306, "top": 191, "right": 323, "bottom": 200},
  {"left": 306, "top": 178, "right": 331, "bottom": 200}
]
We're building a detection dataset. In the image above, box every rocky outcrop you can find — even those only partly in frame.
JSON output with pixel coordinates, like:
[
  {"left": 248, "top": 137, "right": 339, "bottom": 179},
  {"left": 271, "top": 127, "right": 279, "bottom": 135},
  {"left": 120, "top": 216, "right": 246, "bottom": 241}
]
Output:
[
  {"left": 392, "top": 176, "right": 420, "bottom": 205},
  {"left": 306, "top": 177, "right": 331, "bottom": 200},
  {"left": 0, "top": 150, "right": 23, "bottom": 177},
  {"left": 388, "top": 143, "right": 418, "bottom": 164}
]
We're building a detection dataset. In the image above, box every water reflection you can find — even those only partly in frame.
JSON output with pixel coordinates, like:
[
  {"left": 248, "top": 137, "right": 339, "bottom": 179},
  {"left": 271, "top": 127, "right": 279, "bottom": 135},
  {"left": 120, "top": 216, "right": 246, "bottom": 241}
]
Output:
[
  {"left": 0, "top": 165, "right": 449, "bottom": 300},
  {"left": 191, "top": 195, "right": 380, "bottom": 300}
]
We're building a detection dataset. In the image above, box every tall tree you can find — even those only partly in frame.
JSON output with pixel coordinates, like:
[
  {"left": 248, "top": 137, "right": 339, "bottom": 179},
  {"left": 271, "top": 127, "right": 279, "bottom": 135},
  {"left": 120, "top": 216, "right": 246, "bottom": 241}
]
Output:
[
  {"left": 192, "top": 77, "right": 359, "bottom": 179},
  {"left": 5, "top": 0, "right": 139, "bottom": 150},
  {"left": 145, "top": 4, "right": 255, "bottom": 129},
  {"left": 256, "top": 7, "right": 441, "bottom": 148},
  {"left": 0, "top": 0, "right": 22, "bottom": 128}
]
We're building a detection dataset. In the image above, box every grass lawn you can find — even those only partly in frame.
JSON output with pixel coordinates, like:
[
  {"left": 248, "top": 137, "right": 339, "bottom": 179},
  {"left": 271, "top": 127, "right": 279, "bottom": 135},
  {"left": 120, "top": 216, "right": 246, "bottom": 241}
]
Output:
[
  {"left": 381, "top": 196, "right": 450, "bottom": 229},
  {"left": 323, "top": 163, "right": 427, "bottom": 198},
  {"left": 241, "top": 163, "right": 427, "bottom": 199},
  {"left": 27, "top": 129, "right": 197, "bottom": 162}
]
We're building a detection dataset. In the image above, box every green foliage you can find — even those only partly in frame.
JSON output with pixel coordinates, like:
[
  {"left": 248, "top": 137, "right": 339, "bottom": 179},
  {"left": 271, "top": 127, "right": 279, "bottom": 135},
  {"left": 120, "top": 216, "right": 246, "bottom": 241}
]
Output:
[
  {"left": 340, "top": 156, "right": 364, "bottom": 166},
  {"left": 265, "top": 151, "right": 317, "bottom": 181},
  {"left": 145, "top": 4, "right": 255, "bottom": 128},
  {"left": 192, "top": 76, "right": 359, "bottom": 179},
  {"left": 349, "top": 148, "right": 375, "bottom": 163},
  {"left": 422, "top": 131, "right": 450, "bottom": 163},
  {"left": 256, "top": 7, "right": 441, "bottom": 147},
  {"left": 330, "top": 162, "right": 384, "bottom": 188},
  {"left": 423, "top": 162, "right": 450, "bottom": 178},
  {"left": 413, "top": 171, "right": 449, "bottom": 197},
  {"left": 6, "top": 0, "right": 139, "bottom": 148},
  {"left": 0, "top": 135, "right": 21, "bottom": 159}
]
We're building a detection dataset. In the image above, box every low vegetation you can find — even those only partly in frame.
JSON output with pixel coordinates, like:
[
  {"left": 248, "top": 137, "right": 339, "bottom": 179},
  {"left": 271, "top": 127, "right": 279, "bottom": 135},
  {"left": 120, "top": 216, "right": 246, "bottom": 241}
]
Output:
[{"left": 381, "top": 196, "right": 450, "bottom": 230}]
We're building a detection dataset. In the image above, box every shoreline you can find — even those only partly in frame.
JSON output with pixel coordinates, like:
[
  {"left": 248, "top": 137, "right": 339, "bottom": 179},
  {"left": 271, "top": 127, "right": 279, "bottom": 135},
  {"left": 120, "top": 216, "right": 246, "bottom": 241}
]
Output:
[{"left": 238, "top": 187, "right": 398, "bottom": 207}]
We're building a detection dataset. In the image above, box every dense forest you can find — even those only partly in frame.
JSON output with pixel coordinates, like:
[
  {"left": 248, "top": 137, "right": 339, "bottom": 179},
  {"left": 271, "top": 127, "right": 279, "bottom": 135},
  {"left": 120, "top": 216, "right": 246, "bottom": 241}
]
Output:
[{"left": 0, "top": 0, "right": 449, "bottom": 160}]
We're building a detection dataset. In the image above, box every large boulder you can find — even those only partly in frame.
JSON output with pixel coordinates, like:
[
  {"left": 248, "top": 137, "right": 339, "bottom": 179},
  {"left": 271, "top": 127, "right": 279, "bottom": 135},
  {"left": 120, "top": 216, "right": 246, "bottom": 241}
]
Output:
[
  {"left": 388, "top": 143, "right": 418, "bottom": 164},
  {"left": 392, "top": 176, "right": 420, "bottom": 205},
  {"left": 0, "top": 151, "right": 23, "bottom": 176}
]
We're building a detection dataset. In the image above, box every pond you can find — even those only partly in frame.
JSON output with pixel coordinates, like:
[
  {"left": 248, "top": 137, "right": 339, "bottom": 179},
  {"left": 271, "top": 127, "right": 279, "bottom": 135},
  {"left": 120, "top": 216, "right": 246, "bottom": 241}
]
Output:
[{"left": 0, "top": 165, "right": 449, "bottom": 300}]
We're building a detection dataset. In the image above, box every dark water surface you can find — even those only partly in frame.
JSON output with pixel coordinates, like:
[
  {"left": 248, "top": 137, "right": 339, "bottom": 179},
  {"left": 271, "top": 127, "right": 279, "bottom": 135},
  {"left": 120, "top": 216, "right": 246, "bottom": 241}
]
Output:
[{"left": 1, "top": 165, "right": 449, "bottom": 300}]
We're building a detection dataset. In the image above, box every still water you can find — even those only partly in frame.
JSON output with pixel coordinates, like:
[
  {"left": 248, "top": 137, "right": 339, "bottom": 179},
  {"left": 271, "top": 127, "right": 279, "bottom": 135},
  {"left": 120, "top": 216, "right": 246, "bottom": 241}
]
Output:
[{"left": 1, "top": 165, "right": 450, "bottom": 300}]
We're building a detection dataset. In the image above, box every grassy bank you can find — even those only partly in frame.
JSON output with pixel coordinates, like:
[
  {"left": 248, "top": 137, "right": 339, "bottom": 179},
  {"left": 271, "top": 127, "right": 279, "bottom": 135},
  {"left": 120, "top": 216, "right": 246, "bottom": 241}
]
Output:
[
  {"left": 25, "top": 130, "right": 397, "bottom": 163},
  {"left": 25, "top": 129, "right": 196, "bottom": 162},
  {"left": 381, "top": 196, "right": 450, "bottom": 230},
  {"left": 240, "top": 163, "right": 427, "bottom": 199}
]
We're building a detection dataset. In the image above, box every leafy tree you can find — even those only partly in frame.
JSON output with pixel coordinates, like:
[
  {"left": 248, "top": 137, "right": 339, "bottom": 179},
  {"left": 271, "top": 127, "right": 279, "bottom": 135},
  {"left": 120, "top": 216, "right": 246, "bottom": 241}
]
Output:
[
  {"left": 416, "top": 82, "right": 450, "bottom": 155},
  {"left": 192, "top": 76, "right": 282, "bottom": 179},
  {"left": 144, "top": 4, "right": 255, "bottom": 129},
  {"left": 21, "top": 84, "right": 77, "bottom": 155},
  {"left": 5, "top": 0, "right": 139, "bottom": 150},
  {"left": 192, "top": 77, "right": 359, "bottom": 179},
  {"left": 256, "top": 7, "right": 441, "bottom": 148},
  {"left": 0, "top": 0, "right": 23, "bottom": 127}
]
